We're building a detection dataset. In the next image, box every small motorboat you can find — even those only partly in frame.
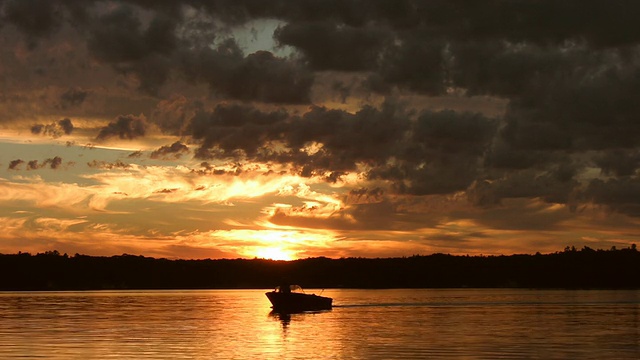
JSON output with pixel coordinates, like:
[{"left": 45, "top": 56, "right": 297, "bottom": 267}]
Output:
[{"left": 265, "top": 284, "right": 332, "bottom": 312}]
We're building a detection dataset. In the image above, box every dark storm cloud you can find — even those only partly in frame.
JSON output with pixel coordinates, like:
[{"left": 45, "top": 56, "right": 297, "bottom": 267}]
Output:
[
  {"left": 8, "top": 159, "right": 24, "bottom": 170},
  {"left": 180, "top": 41, "right": 314, "bottom": 103},
  {"left": 366, "top": 34, "right": 448, "bottom": 95},
  {"left": 274, "top": 21, "right": 391, "bottom": 71},
  {"left": 292, "top": 103, "right": 410, "bottom": 162},
  {"left": 87, "top": 160, "right": 131, "bottom": 170},
  {"left": 467, "top": 167, "right": 579, "bottom": 208},
  {"left": 502, "top": 60, "right": 640, "bottom": 153},
  {"left": 87, "top": 6, "right": 178, "bottom": 64},
  {"left": 187, "top": 1, "right": 640, "bottom": 97},
  {"left": 191, "top": 102, "right": 389, "bottom": 166},
  {"left": 2, "top": 0, "right": 61, "bottom": 46},
  {"left": 252, "top": 102, "right": 415, "bottom": 180},
  {"left": 128, "top": 150, "right": 143, "bottom": 158},
  {"left": 344, "top": 188, "right": 385, "bottom": 205},
  {"left": 469, "top": 198, "right": 575, "bottom": 232},
  {"left": 201, "top": 0, "right": 640, "bottom": 49},
  {"left": 594, "top": 150, "right": 640, "bottom": 177},
  {"left": 267, "top": 193, "right": 455, "bottom": 233},
  {"left": 6, "top": 1, "right": 640, "bottom": 52},
  {"left": 189, "top": 103, "right": 288, "bottom": 158},
  {"left": 5, "top": 0, "right": 640, "bottom": 216},
  {"left": 59, "top": 88, "right": 88, "bottom": 109},
  {"left": 188, "top": 101, "right": 497, "bottom": 195},
  {"left": 58, "top": 118, "right": 73, "bottom": 134},
  {"left": 412, "top": 110, "right": 496, "bottom": 155},
  {"left": 43, "top": 156, "right": 63, "bottom": 169},
  {"left": 27, "top": 160, "right": 39, "bottom": 170},
  {"left": 86, "top": 5, "right": 178, "bottom": 95},
  {"left": 449, "top": 41, "right": 575, "bottom": 98},
  {"left": 584, "top": 178, "right": 640, "bottom": 217},
  {"left": 30, "top": 119, "right": 74, "bottom": 138},
  {"left": 9, "top": 0, "right": 639, "bottom": 100},
  {"left": 96, "top": 115, "right": 147, "bottom": 140},
  {"left": 222, "top": 50, "right": 313, "bottom": 104},
  {"left": 30, "top": 124, "right": 43, "bottom": 135},
  {"left": 475, "top": 52, "right": 640, "bottom": 210},
  {"left": 8, "top": 157, "right": 63, "bottom": 170},
  {"left": 151, "top": 96, "right": 203, "bottom": 136},
  {"left": 191, "top": 162, "right": 243, "bottom": 176},
  {"left": 80, "top": 3, "right": 314, "bottom": 102},
  {"left": 368, "top": 109, "right": 497, "bottom": 195},
  {"left": 483, "top": 140, "right": 550, "bottom": 170},
  {"left": 150, "top": 141, "right": 189, "bottom": 159}
]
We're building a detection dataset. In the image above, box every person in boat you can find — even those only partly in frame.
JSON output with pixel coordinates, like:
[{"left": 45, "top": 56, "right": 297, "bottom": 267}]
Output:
[{"left": 266, "top": 283, "right": 332, "bottom": 311}]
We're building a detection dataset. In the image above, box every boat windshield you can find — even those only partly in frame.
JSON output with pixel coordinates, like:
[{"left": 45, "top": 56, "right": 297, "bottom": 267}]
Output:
[{"left": 275, "top": 285, "right": 304, "bottom": 293}]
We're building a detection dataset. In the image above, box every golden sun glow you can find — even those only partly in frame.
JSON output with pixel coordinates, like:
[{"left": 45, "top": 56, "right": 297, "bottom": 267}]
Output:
[
  {"left": 207, "top": 228, "right": 338, "bottom": 260},
  {"left": 254, "top": 247, "right": 295, "bottom": 261}
]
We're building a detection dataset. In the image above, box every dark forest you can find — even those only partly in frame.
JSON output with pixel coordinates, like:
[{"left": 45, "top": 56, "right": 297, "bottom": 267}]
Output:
[{"left": 1, "top": 246, "right": 638, "bottom": 291}]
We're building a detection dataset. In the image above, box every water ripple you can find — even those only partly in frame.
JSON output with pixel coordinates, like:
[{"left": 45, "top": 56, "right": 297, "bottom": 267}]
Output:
[{"left": 0, "top": 289, "right": 639, "bottom": 359}]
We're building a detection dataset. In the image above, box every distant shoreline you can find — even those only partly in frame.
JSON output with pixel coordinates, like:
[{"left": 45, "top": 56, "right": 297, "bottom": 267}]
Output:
[{"left": 2, "top": 246, "right": 639, "bottom": 291}]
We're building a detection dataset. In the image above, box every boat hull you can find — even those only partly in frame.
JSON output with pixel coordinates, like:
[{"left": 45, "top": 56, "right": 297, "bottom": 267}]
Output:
[{"left": 265, "top": 291, "right": 332, "bottom": 312}]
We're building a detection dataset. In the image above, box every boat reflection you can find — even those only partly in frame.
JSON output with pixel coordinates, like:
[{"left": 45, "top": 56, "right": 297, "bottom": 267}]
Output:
[{"left": 268, "top": 309, "right": 332, "bottom": 329}]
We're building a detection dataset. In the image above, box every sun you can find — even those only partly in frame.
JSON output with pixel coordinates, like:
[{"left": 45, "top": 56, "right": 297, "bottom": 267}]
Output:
[
  {"left": 255, "top": 247, "right": 295, "bottom": 261},
  {"left": 211, "top": 228, "right": 337, "bottom": 260}
]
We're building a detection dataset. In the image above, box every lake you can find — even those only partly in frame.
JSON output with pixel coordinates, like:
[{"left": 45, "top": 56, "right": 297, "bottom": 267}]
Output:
[{"left": 0, "top": 289, "right": 638, "bottom": 359}]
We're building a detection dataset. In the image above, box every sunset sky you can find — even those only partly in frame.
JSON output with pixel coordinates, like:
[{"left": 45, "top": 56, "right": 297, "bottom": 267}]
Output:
[{"left": 1, "top": 0, "right": 639, "bottom": 260}]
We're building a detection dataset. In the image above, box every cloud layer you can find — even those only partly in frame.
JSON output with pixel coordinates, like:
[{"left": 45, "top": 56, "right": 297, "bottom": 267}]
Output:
[{"left": 1, "top": 0, "right": 640, "bottom": 258}]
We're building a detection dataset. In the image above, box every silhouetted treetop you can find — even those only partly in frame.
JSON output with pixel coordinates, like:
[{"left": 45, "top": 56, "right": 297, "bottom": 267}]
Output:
[{"left": 1, "top": 245, "right": 638, "bottom": 290}]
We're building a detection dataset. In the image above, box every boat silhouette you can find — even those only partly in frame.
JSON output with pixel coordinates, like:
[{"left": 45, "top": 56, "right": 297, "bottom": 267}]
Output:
[{"left": 265, "top": 284, "right": 332, "bottom": 312}]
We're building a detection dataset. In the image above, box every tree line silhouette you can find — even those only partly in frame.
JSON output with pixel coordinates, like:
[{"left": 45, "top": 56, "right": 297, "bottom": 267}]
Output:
[{"left": 1, "top": 245, "right": 638, "bottom": 290}]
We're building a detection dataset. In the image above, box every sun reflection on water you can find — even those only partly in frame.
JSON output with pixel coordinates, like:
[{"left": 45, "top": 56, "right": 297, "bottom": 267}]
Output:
[{"left": 1, "top": 290, "right": 639, "bottom": 359}]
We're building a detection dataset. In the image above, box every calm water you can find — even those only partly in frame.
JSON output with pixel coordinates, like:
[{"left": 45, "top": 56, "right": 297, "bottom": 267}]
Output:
[{"left": 1, "top": 289, "right": 639, "bottom": 359}]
